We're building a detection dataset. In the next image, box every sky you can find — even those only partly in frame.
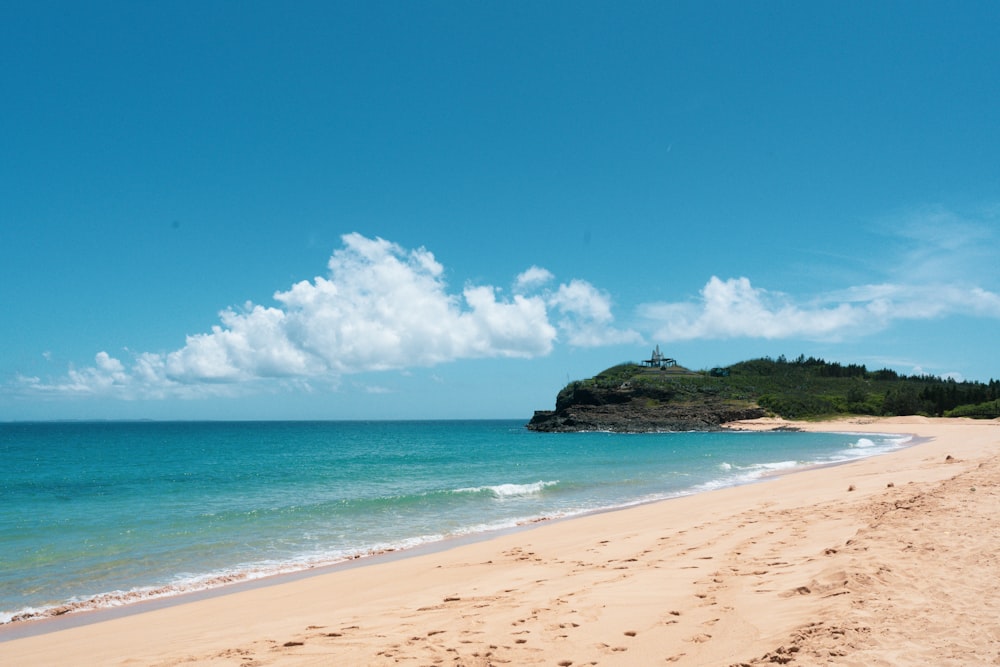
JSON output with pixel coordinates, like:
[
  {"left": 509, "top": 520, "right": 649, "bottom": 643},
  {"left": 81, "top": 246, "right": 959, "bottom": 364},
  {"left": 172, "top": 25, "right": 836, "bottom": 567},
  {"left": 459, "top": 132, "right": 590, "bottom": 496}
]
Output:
[{"left": 2, "top": 2, "right": 999, "bottom": 421}]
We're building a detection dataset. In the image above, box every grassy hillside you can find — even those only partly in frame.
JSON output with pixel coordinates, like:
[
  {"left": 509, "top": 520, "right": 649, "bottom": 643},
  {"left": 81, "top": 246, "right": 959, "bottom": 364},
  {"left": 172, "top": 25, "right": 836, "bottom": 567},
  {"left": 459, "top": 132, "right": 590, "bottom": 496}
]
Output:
[{"left": 561, "top": 355, "right": 1000, "bottom": 420}]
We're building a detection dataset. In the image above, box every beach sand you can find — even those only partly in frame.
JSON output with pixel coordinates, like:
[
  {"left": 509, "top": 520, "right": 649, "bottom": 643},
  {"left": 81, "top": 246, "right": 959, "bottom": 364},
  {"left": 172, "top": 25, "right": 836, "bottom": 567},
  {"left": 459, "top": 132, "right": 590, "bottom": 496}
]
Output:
[{"left": 2, "top": 417, "right": 998, "bottom": 666}]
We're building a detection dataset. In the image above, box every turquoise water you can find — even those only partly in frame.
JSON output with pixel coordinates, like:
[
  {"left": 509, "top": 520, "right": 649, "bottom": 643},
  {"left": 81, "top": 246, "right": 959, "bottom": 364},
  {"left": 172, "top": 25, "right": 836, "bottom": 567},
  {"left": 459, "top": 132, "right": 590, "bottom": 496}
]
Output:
[{"left": 0, "top": 420, "right": 910, "bottom": 623}]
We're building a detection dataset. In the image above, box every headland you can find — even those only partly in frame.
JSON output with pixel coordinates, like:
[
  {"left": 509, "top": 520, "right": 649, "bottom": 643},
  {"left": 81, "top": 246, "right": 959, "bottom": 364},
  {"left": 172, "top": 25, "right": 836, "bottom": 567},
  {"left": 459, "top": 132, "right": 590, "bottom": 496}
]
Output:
[{"left": 528, "top": 353, "right": 1000, "bottom": 432}]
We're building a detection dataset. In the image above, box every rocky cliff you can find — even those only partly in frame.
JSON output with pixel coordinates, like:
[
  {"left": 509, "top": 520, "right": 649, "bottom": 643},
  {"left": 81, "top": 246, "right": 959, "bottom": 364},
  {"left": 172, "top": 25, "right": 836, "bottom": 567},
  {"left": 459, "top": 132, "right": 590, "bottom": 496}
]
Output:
[{"left": 526, "top": 370, "right": 767, "bottom": 433}]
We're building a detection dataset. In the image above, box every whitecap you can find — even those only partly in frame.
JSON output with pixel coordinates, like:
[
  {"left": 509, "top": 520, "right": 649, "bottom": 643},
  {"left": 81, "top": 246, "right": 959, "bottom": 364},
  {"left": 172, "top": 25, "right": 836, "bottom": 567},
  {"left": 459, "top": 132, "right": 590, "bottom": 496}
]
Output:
[{"left": 454, "top": 480, "right": 559, "bottom": 498}]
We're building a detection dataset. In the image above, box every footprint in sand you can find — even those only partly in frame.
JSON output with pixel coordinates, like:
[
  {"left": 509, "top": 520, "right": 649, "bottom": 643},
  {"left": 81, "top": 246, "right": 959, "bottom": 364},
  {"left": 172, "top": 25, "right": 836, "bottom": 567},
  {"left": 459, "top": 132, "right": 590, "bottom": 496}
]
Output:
[{"left": 598, "top": 643, "right": 629, "bottom": 654}]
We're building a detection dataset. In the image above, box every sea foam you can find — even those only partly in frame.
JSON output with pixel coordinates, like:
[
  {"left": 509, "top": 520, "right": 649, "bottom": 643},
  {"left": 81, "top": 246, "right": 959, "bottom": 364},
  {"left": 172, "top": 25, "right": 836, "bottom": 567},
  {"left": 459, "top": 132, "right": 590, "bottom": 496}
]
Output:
[{"left": 454, "top": 480, "right": 559, "bottom": 498}]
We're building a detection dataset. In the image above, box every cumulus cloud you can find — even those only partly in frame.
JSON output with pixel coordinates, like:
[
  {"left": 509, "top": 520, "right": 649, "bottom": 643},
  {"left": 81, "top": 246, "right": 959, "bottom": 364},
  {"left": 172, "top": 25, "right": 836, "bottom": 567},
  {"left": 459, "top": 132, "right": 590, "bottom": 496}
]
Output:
[
  {"left": 514, "top": 266, "right": 554, "bottom": 291},
  {"left": 641, "top": 276, "right": 1000, "bottom": 343},
  {"left": 20, "top": 233, "right": 636, "bottom": 399},
  {"left": 510, "top": 266, "right": 643, "bottom": 347},
  {"left": 548, "top": 280, "right": 644, "bottom": 347}
]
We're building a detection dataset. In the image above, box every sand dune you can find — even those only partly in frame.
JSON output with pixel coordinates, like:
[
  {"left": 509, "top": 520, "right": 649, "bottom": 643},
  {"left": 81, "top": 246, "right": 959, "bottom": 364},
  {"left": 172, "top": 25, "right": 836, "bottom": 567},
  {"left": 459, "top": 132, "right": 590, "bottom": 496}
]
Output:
[{"left": 2, "top": 417, "right": 998, "bottom": 666}]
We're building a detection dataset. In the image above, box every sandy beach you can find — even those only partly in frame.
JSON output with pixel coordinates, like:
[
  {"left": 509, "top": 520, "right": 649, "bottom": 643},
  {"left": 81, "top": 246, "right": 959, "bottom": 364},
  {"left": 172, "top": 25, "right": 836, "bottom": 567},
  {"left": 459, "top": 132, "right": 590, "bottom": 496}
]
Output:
[{"left": 2, "top": 417, "right": 998, "bottom": 666}]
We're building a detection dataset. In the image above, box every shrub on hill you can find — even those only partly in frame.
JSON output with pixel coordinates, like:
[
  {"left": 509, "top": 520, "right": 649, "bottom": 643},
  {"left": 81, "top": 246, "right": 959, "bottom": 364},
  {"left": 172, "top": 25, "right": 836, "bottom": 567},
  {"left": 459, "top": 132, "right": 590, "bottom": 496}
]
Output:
[
  {"left": 557, "top": 355, "right": 999, "bottom": 420},
  {"left": 946, "top": 399, "right": 1000, "bottom": 419}
]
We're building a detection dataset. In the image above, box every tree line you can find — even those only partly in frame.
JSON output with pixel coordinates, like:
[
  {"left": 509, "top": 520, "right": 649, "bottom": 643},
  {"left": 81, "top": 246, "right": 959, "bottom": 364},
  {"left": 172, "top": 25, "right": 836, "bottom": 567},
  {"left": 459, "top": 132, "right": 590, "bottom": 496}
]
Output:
[{"left": 728, "top": 355, "right": 1000, "bottom": 418}]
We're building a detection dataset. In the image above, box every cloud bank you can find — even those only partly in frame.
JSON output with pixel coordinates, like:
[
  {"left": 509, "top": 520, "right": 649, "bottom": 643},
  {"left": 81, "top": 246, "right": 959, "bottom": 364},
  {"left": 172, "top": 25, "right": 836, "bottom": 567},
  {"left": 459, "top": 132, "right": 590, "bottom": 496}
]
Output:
[
  {"left": 639, "top": 205, "right": 1000, "bottom": 344},
  {"left": 14, "top": 206, "right": 1000, "bottom": 402},
  {"left": 18, "top": 234, "right": 639, "bottom": 399},
  {"left": 640, "top": 276, "right": 1000, "bottom": 343}
]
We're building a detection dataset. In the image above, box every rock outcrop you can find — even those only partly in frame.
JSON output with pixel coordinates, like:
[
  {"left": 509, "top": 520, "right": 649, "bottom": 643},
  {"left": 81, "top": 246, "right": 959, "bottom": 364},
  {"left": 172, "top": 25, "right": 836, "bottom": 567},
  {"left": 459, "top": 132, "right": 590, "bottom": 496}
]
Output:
[{"left": 527, "top": 380, "right": 767, "bottom": 433}]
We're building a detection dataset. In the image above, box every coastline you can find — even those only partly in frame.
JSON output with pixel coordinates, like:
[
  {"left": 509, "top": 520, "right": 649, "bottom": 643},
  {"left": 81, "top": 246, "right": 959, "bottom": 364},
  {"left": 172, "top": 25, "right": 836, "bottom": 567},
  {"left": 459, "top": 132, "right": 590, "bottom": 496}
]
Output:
[
  {"left": 2, "top": 417, "right": 998, "bottom": 665},
  {"left": 0, "top": 424, "right": 899, "bottom": 629}
]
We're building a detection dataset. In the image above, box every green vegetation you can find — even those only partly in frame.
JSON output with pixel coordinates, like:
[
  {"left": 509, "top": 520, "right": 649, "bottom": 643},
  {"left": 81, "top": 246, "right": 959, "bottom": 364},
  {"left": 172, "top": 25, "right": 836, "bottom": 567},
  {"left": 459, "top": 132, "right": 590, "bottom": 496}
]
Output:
[
  {"left": 946, "top": 399, "right": 1000, "bottom": 419},
  {"left": 560, "top": 355, "right": 1000, "bottom": 420}
]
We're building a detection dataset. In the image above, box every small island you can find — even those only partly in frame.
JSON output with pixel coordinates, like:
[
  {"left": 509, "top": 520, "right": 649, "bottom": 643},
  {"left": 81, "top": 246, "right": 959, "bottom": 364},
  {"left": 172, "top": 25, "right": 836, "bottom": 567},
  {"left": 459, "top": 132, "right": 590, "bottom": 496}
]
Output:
[{"left": 528, "top": 348, "right": 1000, "bottom": 432}]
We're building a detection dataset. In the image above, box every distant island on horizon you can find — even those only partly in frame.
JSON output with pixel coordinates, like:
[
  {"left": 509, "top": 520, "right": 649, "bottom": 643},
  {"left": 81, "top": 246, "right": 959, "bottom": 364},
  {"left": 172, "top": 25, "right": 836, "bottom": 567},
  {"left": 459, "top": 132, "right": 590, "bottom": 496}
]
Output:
[{"left": 528, "top": 351, "right": 1000, "bottom": 432}]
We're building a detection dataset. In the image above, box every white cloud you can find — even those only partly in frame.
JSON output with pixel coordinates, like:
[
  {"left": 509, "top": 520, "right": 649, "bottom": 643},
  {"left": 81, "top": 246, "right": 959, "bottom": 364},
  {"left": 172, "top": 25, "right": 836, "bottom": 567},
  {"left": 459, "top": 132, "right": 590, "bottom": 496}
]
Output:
[
  {"left": 641, "top": 276, "right": 1000, "bottom": 343},
  {"left": 19, "top": 233, "right": 637, "bottom": 400},
  {"left": 514, "top": 266, "right": 554, "bottom": 292},
  {"left": 547, "top": 280, "right": 643, "bottom": 347}
]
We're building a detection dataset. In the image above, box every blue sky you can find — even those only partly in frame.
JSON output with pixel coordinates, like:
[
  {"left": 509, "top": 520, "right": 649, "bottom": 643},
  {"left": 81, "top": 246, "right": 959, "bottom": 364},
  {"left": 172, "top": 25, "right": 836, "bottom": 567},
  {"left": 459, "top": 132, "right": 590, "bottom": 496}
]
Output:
[{"left": 2, "top": 2, "right": 999, "bottom": 421}]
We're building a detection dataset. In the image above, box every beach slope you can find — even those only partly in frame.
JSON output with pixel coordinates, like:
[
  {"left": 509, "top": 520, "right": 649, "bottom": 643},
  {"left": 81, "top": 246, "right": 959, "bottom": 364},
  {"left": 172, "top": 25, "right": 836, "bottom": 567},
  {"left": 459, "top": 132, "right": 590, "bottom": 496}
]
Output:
[{"left": 2, "top": 417, "right": 998, "bottom": 665}]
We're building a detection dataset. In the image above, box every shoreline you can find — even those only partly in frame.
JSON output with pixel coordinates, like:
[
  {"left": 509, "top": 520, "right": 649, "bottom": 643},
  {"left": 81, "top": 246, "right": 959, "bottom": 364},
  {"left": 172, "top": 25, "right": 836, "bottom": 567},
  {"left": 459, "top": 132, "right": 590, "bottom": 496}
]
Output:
[
  {"left": 2, "top": 417, "right": 998, "bottom": 665},
  {"left": 0, "top": 424, "right": 906, "bottom": 632}
]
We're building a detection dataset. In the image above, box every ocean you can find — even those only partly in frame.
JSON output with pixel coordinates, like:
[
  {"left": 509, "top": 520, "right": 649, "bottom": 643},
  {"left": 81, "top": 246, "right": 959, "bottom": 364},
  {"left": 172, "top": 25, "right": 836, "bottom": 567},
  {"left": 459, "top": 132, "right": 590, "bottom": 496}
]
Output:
[{"left": 0, "top": 420, "right": 911, "bottom": 624}]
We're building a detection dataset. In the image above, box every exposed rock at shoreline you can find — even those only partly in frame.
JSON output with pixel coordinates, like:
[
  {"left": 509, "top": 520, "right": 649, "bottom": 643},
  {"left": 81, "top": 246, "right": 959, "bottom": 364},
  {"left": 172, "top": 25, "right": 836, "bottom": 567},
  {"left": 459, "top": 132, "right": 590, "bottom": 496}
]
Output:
[{"left": 527, "top": 381, "right": 767, "bottom": 433}]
